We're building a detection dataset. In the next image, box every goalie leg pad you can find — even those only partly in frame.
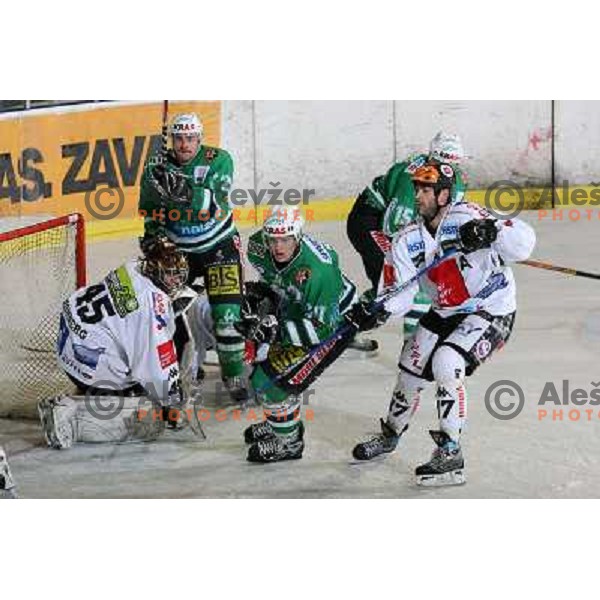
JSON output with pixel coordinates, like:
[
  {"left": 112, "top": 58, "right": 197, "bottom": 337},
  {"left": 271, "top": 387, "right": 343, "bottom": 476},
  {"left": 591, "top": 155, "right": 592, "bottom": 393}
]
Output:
[
  {"left": 39, "top": 395, "right": 166, "bottom": 449},
  {"left": 0, "top": 445, "right": 17, "bottom": 493}
]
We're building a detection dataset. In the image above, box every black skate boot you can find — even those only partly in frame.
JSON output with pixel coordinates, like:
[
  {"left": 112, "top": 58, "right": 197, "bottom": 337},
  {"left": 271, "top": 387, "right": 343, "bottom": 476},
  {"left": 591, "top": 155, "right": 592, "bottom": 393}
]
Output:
[
  {"left": 223, "top": 375, "right": 250, "bottom": 403},
  {"left": 244, "top": 420, "right": 305, "bottom": 444},
  {"left": 415, "top": 430, "right": 465, "bottom": 487},
  {"left": 352, "top": 419, "right": 401, "bottom": 461},
  {"left": 247, "top": 432, "right": 305, "bottom": 463}
]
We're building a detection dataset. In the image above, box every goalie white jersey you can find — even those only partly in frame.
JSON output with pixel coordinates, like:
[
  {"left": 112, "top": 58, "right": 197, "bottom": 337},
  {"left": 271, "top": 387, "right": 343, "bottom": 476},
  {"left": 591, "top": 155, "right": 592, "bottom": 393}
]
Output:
[
  {"left": 57, "top": 260, "right": 180, "bottom": 403},
  {"left": 382, "top": 201, "right": 536, "bottom": 317}
]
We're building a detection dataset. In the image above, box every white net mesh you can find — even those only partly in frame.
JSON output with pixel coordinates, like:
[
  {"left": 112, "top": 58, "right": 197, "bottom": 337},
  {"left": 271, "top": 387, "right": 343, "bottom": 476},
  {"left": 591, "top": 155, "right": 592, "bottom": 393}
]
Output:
[{"left": 0, "top": 215, "right": 84, "bottom": 419}]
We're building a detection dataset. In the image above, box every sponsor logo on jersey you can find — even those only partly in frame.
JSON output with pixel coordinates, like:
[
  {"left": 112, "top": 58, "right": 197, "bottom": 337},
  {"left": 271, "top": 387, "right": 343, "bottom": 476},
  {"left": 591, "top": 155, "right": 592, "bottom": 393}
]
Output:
[
  {"left": 194, "top": 165, "right": 210, "bottom": 184},
  {"left": 72, "top": 343, "right": 106, "bottom": 369},
  {"left": 304, "top": 235, "right": 332, "bottom": 264},
  {"left": 152, "top": 292, "right": 168, "bottom": 331},
  {"left": 60, "top": 355, "right": 92, "bottom": 380},
  {"left": 157, "top": 340, "right": 177, "bottom": 369},
  {"left": 370, "top": 230, "right": 392, "bottom": 253},
  {"left": 407, "top": 240, "right": 425, "bottom": 254},
  {"left": 207, "top": 264, "right": 241, "bottom": 297},
  {"left": 106, "top": 266, "right": 139, "bottom": 317},
  {"left": 440, "top": 224, "right": 459, "bottom": 237},
  {"left": 475, "top": 272, "right": 509, "bottom": 300},
  {"left": 62, "top": 301, "right": 88, "bottom": 339}
]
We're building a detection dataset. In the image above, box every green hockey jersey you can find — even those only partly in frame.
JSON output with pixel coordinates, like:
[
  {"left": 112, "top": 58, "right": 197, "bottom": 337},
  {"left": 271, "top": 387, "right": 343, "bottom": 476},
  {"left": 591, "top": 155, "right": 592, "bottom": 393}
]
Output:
[
  {"left": 247, "top": 232, "right": 353, "bottom": 347},
  {"left": 139, "top": 146, "right": 236, "bottom": 254},
  {"left": 359, "top": 153, "right": 467, "bottom": 237}
]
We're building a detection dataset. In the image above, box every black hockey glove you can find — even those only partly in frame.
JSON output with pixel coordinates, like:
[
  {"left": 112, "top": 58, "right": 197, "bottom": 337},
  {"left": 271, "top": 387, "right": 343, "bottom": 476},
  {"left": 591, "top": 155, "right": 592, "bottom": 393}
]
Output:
[
  {"left": 150, "top": 164, "right": 193, "bottom": 206},
  {"left": 252, "top": 315, "right": 279, "bottom": 345},
  {"left": 235, "top": 313, "right": 278, "bottom": 344},
  {"left": 344, "top": 300, "right": 390, "bottom": 333},
  {"left": 458, "top": 219, "right": 498, "bottom": 253}
]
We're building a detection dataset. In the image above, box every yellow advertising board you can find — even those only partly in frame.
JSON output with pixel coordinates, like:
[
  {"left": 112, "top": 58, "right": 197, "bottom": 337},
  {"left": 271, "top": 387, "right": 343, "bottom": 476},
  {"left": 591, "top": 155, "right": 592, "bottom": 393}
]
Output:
[{"left": 0, "top": 101, "right": 221, "bottom": 236}]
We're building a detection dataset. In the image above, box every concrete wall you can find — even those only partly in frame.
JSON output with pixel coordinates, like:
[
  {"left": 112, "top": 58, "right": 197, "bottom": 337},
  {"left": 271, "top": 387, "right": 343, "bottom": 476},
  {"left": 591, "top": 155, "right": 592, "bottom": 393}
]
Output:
[{"left": 223, "top": 100, "right": 600, "bottom": 198}]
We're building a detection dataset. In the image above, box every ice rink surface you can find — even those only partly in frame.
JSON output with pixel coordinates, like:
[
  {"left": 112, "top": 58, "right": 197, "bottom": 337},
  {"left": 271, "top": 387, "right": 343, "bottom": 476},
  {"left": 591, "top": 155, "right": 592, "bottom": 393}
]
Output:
[{"left": 2, "top": 211, "right": 600, "bottom": 498}]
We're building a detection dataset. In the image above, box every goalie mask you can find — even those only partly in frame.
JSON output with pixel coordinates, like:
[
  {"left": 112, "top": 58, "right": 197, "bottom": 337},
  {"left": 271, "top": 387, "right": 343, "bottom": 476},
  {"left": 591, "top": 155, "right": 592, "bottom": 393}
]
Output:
[{"left": 140, "top": 236, "right": 189, "bottom": 297}]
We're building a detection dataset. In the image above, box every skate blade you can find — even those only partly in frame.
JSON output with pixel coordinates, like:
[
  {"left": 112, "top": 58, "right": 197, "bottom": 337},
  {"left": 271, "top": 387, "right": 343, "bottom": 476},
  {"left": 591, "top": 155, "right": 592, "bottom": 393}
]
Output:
[{"left": 416, "top": 470, "right": 466, "bottom": 487}]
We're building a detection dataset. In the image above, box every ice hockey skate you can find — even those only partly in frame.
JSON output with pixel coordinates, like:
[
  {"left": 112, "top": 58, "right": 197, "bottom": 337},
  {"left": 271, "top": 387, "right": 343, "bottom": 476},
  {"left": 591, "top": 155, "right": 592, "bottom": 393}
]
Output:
[
  {"left": 415, "top": 430, "right": 466, "bottom": 487},
  {"left": 352, "top": 418, "right": 401, "bottom": 461},
  {"left": 244, "top": 419, "right": 305, "bottom": 444},
  {"left": 247, "top": 431, "right": 305, "bottom": 463}
]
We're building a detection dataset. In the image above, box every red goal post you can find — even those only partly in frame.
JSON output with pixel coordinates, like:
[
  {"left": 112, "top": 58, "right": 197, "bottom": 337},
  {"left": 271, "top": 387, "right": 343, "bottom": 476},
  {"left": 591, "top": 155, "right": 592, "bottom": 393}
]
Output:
[{"left": 0, "top": 213, "right": 86, "bottom": 418}]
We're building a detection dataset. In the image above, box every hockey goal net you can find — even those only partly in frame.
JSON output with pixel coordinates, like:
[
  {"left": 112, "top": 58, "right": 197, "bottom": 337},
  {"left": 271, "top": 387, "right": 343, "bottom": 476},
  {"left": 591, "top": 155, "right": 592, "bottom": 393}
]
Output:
[{"left": 0, "top": 213, "right": 86, "bottom": 419}]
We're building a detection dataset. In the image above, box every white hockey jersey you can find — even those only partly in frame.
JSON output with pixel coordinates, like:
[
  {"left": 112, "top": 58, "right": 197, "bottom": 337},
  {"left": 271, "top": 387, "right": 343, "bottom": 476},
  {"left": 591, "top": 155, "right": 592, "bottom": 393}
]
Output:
[
  {"left": 381, "top": 201, "right": 536, "bottom": 318},
  {"left": 58, "top": 260, "right": 180, "bottom": 403}
]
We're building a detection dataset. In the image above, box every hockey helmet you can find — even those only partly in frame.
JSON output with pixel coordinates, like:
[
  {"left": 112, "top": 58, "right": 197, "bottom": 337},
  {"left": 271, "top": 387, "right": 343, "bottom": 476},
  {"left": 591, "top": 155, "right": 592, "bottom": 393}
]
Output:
[
  {"left": 169, "top": 113, "right": 204, "bottom": 139},
  {"left": 429, "top": 132, "right": 464, "bottom": 165},
  {"left": 262, "top": 211, "right": 304, "bottom": 242}
]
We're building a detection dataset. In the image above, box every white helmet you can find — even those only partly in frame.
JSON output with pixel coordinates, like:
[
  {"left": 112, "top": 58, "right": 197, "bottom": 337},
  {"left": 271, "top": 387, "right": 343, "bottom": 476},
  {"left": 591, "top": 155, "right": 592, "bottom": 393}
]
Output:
[
  {"left": 262, "top": 211, "right": 304, "bottom": 242},
  {"left": 169, "top": 113, "right": 204, "bottom": 138},
  {"left": 429, "top": 132, "right": 464, "bottom": 165}
]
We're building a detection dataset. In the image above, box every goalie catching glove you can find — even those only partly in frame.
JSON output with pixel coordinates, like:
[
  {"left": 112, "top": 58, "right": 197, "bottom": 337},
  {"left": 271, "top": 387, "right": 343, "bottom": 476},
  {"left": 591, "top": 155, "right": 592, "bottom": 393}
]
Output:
[
  {"left": 458, "top": 219, "right": 498, "bottom": 253},
  {"left": 150, "top": 163, "right": 193, "bottom": 206},
  {"left": 344, "top": 300, "right": 390, "bottom": 333}
]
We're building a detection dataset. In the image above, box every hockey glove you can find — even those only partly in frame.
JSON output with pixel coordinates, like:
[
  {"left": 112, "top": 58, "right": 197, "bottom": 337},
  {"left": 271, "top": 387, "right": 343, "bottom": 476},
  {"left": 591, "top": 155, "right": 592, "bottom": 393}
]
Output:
[
  {"left": 458, "top": 219, "right": 498, "bottom": 253},
  {"left": 236, "top": 313, "right": 278, "bottom": 344},
  {"left": 150, "top": 164, "right": 193, "bottom": 206},
  {"left": 344, "top": 300, "right": 390, "bottom": 333}
]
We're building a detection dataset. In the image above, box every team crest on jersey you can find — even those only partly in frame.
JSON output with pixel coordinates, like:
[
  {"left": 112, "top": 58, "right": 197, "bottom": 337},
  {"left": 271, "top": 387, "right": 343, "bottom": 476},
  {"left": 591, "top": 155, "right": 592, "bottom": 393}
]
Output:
[
  {"left": 194, "top": 165, "right": 210, "bottom": 184},
  {"left": 295, "top": 268, "right": 311, "bottom": 285},
  {"left": 204, "top": 148, "right": 217, "bottom": 161},
  {"left": 475, "top": 339, "right": 492, "bottom": 359},
  {"left": 441, "top": 164, "right": 454, "bottom": 178}
]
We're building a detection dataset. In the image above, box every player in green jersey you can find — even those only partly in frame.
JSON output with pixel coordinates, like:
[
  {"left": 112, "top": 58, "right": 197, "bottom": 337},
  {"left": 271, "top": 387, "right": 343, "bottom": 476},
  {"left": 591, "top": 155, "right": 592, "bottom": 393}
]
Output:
[
  {"left": 138, "top": 113, "right": 247, "bottom": 401},
  {"left": 347, "top": 132, "right": 467, "bottom": 335},
  {"left": 238, "top": 210, "right": 358, "bottom": 463}
]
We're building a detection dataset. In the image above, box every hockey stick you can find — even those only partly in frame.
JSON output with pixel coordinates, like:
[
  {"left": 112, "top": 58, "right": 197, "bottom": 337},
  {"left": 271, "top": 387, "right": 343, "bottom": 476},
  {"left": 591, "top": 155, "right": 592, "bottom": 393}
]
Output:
[
  {"left": 160, "top": 100, "right": 169, "bottom": 164},
  {"left": 518, "top": 259, "right": 600, "bottom": 281},
  {"left": 255, "top": 249, "right": 458, "bottom": 393}
]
